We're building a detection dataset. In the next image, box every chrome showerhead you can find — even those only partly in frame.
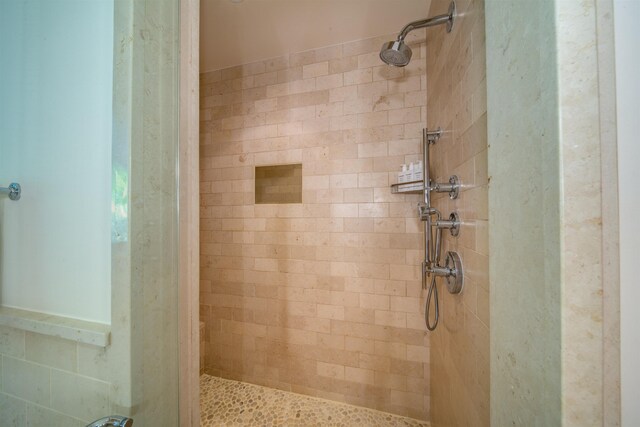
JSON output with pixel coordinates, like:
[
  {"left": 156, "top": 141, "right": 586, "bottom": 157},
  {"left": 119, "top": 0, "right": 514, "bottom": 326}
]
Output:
[
  {"left": 379, "top": 40, "right": 412, "bottom": 67},
  {"left": 380, "top": 1, "right": 456, "bottom": 67}
]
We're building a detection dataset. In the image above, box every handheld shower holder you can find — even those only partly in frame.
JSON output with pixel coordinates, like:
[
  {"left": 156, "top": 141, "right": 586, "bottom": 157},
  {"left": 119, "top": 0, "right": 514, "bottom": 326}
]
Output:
[
  {"left": 417, "top": 203, "right": 435, "bottom": 221},
  {"left": 425, "top": 128, "right": 443, "bottom": 143}
]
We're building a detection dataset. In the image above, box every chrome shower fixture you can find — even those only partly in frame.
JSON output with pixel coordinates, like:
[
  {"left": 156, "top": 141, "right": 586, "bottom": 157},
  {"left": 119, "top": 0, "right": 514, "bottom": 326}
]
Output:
[
  {"left": 0, "top": 182, "right": 21, "bottom": 201},
  {"left": 379, "top": 1, "right": 456, "bottom": 67},
  {"left": 86, "top": 416, "right": 133, "bottom": 427},
  {"left": 419, "top": 127, "right": 464, "bottom": 332}
]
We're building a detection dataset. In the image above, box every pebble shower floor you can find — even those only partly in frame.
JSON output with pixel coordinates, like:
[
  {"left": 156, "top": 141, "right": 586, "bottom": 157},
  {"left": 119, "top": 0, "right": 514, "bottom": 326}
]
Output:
[{"left": 200, "top": 374, "right": 430, "bottom": 426}]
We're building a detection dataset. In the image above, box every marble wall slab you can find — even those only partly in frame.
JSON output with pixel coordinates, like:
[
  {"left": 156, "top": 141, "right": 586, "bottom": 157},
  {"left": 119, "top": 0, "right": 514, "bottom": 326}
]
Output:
[
  {"left": 425, "top": 0, "right": 489, "bottom": 425},
  {"left": 487, "top": 0, "right": 616, "bottom": 425},
  {"left": 486, "top": 0, "right": 562, "bottom": 424}
]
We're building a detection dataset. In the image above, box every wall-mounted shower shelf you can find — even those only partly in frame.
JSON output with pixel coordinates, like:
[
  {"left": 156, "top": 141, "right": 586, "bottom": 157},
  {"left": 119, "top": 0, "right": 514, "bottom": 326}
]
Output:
[{"left": 391, "top": 180, "right": 424, "bottom": 194}]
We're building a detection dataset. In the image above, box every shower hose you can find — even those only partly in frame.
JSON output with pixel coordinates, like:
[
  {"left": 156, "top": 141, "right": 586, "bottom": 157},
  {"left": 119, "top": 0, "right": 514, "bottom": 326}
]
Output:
[
  {"left": 425, "top": 223, "right": 442, "bottom": 331},
  {"left": 425, "top": 273, "right": 439, "bottom": 331}
]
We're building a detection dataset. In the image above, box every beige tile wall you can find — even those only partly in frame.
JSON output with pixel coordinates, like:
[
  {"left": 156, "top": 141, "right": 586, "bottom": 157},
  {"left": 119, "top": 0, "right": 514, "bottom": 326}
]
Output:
[
  {"left": 200, "top": 31, "right": 432, "bottom": 420},
  {"left": 425, "top": 0, "right": 489, "bottom": 426},
  {"left": 0, "top": 326, "right": 109, "bottom": 426}
]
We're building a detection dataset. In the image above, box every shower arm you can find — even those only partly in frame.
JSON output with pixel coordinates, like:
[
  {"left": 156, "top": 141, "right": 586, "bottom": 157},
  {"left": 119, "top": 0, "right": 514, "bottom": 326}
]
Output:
[
  {"left": 396, "top": 3, "right": 455, "bottom": 42},
  {"left": 397, "top": 14, "right": 451, "bottom": 41}
]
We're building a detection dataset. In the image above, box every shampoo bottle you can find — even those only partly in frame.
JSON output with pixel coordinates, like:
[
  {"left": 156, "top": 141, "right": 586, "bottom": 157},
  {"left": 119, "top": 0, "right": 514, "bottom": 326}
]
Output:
[
  {"left": 399, "top": 164, "right": 408, "bottom": 183},
  {"left": 414, "top": 160, "right": 424, "bottom": 181}
]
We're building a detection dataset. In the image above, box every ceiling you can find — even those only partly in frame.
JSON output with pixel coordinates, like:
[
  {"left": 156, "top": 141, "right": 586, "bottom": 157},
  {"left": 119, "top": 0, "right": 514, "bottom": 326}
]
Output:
[{"left": 200, "top": 0, "right": 430, "bottom": 72}]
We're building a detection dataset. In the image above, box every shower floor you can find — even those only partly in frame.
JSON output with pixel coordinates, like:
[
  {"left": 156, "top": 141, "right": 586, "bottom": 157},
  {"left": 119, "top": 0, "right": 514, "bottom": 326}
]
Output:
[{"left": 200, "top": 374, "right": 429, "bottom": 427}]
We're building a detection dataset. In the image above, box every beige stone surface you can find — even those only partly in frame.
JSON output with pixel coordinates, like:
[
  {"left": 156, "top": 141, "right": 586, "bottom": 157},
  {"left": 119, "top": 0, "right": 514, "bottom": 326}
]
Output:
[
  {"left": 556, "top": 0, "right": 606, "bottom": 424},
  {"left": 596, "top": 1, "right": 621, "bottom": 425},
  {"left": 0, "top": 324, "right": 113, "bottom": 425},
  {"left": 25, "top": 332, "right": 78, "bottom": 372},
  {"left": 486, "top": 0, "right": 562, "bottom": 424},
  {"left": 50, "top": 370, "right": 110, "bottom": 422},
  {"left": 0, "top": 307, "right": 110, "bottom": 347},
  {"left": 125, "top": 0, "right": 181, "bottom": 423},
  {"left": 2, "top": 357, "right": 50, "bottom": 407},
  {"left": 0, "top": 394, "right": 27, "bottom": 426},
  {"left": 425, "top": 0, "right": 489, "bottom": 426},
  {"left": 487, "top": 0, "right": 616, "bottom": 425},
  {"left": 26, "top": 405, "right": 85, "bottom": 427},
  {"left": 179, "top": 0, "right": 202, "bottom": 424},
  {"left": 200, "top": 30, "right": 431, "bottom": 420}
]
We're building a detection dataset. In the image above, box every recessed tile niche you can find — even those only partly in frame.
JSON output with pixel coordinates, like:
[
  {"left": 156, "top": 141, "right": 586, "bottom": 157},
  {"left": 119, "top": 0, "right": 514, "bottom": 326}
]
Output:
[{"left": 255, "top": 164, "right": 302, "bottom": 204}]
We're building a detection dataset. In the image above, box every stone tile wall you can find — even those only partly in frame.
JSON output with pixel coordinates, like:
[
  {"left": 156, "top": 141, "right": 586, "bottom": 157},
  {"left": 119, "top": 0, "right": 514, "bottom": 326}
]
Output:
[
  {"left": 0, "top": 327, "right": 109, "bottom": 426},
  {"left": 200, "top": 31, "right": 432, "bottom": 420},
  {"left": 425, "top": 0, "right": 490, "bottom": 425}
]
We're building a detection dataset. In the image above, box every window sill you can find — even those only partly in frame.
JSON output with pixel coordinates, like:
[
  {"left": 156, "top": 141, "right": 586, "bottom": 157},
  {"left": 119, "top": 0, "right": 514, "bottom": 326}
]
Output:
[{"left": 0, "top": 306, "right": 110, "bottom": 347}]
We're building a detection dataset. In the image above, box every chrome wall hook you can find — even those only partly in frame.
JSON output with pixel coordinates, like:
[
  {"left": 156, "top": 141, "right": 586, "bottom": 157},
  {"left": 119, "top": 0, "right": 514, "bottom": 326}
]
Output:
[
  {"left": 434, "top": 212, "right": 461, "bottom": 236},
  {"left": 0, "top": 183, "right": 21, "bottom": 201},
  {"left": 432, "top": 175, "right": 460, "bottom": 199},
  {"left": 425, "top": 127, "right": 443, "bottom": 143}
]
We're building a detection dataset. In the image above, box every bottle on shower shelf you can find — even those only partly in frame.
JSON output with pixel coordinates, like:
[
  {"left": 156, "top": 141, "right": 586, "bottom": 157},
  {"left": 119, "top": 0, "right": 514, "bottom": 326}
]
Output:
[
  {"left": 399, "top": 164, "right": 408, "bottom": 183},
  {"left": 414, "top": 160, "right": 424, "bottom": 182}
]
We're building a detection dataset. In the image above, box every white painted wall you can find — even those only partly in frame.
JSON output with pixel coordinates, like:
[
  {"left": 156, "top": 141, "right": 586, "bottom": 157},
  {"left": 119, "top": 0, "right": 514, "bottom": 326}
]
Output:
[
  {"left": 0, "top": 0, "right": 113, "bottom": 323},
  {"left": 614, "top": 0, "right": 640, "bottom": 424}
]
